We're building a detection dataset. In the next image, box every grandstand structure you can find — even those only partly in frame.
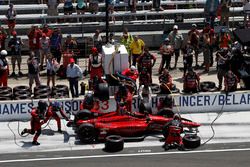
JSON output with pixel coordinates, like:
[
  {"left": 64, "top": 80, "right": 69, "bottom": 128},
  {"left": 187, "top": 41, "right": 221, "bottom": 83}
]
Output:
[{"left": 0, "top": 0, "right": 245, "bottom": 51}]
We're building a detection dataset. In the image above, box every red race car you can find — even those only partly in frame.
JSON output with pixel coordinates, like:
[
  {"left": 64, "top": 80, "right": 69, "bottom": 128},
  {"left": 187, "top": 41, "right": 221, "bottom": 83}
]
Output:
[{"left": 68, "top": 109, "right": 201, "bottom": 150}]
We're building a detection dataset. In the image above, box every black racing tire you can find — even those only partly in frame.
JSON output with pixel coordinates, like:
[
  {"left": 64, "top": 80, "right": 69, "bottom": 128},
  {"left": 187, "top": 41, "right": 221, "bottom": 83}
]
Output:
[
  {"left": 0, "top": 86, "right": 12, "bottom": 94},
  {"left": 183, "top": 134, "right": 201, "bottom": 149},
  {"left": 13, "top": 86, "right": 30, "bottom": 94},
  {"left": 150, "top": 83, "right": 161, "bottom": 94},
  {"left": 35, "top": 93, "right": 50, "bottom": 99},
  {"left": 15, "top": 94, "right": 31, "bottom": 100},
  {"left": 0, "top": 92, "right": 12, "bottom": 99},
  {"left": 76, "top": 109, "right": 92, "bottom": 120},
  {"left": 0, "top": 96, "right": 12, "bottom": 100},
  {"left": 53, "top": 84, "right": 69, "bottom": 91},
  {"left": 157, "top": 108, "right": 174, "bottom": 118},
  {"left": 77, "top": 123, "right": 96, "bottom": 143},
  {"left": 96, "top": 83, "right": 109, "bottom": 101},
  {"left": 200, "top": 81, "right": 216, "bottom": 92},
  {"left": 34, "top": 85, "right": 50, "bottom": 94},
  {"left": 14, "top": 91, "right": 31, "bottom": 97},
  {"left": 105, "top": 135, "right": 124, "bottom": 152}
]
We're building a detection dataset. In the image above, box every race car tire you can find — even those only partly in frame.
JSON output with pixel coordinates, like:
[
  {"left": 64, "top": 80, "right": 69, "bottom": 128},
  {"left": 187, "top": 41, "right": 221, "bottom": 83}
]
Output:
[
  {"left": 15, "top": 94, "right": 31, "bottom": 100},
  {"left": 96, "top": 83, "right": 109, "bottom": 101},
  {"left": 157, "top": 108, "right": 174, "bottom": 118},
  {"left": 0, "top": 86, "right": 12, "bottom": 94},
  {"left": 34, "top": 85, "right": 50, "bottom": 94},
  {"left": 183, "top": 134, "right": 201, "bottom": 149},
  {"left": 105, "top": 135, "right": 124, "bottom": 152},
  {"left": 77, "top": 123, "right": 96, "bottom": 143},
  {"left": 14, "top": 91, "right": 31, "bottom": 97},
  {"left": 13, "top": 86, "right": 30, "bottom": 94},
  {"left": 76, "top": 109, "right": 92, "bottom": 120},
  {"left": 0, "top": 92, "right": 12, "bottom": 99},
  {"left": 35, "top": 93, "right": 50, "bottom": 99},
  {"left": 0, "top": 96, "right": 12, "bottom": 100},
  {"left": 150, "top": 83, "right": 161, "bottom": 94},
  {"left": 53, "top": 84, "right": 69, "bottom": 91},
  {"left": 200, "top": 81, "right": 217, "bottom": 92}
]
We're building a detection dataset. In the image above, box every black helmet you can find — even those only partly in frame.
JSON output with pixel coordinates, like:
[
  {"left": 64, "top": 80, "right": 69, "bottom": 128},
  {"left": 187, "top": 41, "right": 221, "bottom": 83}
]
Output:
[
  {"left": 83, "top": 93, "right": 94, "bottom": 109},
  {"left": 38, "top": 100, "right": 48, "bottom": 112},
  {"left": 51, "top": 101, "right": 62, "bottom": 111}
]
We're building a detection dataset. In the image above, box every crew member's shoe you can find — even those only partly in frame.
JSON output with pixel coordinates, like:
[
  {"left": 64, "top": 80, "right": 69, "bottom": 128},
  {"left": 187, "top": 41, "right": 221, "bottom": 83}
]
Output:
[
  {"left": 18, "top": 71, "right": 23, "bottom": 76},
  {"left": 58, "top": 129, "right": 63, "bottom": 133},
  {"left": 32, "top": 141, "right": 40, "bottom": 145},
  {"left": 21, "top": 128, "right": 28, "bottom": 135}
]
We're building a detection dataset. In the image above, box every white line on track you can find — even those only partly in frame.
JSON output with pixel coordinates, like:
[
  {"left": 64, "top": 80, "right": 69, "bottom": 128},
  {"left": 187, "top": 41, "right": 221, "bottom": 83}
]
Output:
[{"left": 1, "top": 148, "right": 250, "bottom": 163}]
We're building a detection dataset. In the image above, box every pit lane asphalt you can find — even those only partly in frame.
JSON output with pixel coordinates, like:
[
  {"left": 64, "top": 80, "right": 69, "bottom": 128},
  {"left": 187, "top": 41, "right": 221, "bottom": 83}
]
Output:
[{"left": 0, "top": 142, "right": 250, "bottom": 167}]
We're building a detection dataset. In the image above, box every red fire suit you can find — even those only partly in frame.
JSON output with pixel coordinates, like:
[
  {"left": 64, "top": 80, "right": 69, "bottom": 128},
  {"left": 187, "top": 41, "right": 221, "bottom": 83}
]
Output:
[
  {"left": 0, "top": 57, "right": 9, "bottom": 86},
  {"left": 46, "top": 106, "right": 69, "bottom": 131},
  {"left": 183, "top": 72, "right": 200, "bottom": 93},
  {"left": 115, "top": 90, "right": 133, "bottom": 113},
  {"left": 25, "top": 108, "right": 46, "bottom": 143},
  {"left": 88, "top": 53, "right": 103, "bottom": 80},
  {"left": 0, "top": 32, "right": 7, "bottom": 51},
  {"left": 137, "top": 52, "right": 156, "bottom": 83},
  {"left": 159, "top": 73, "right": 173, "bottom": 93},
  {"left": 122, "top": 68, "right": 139, "bottom": 81}
]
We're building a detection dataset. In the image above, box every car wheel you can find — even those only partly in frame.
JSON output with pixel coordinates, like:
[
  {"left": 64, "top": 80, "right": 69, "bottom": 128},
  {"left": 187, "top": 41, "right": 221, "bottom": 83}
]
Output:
[
  {"left": 13, "top": 86, "right": 30, "bottom": 94},
  {"left": 14, "top": 91, "right": 31, "bottom": 97},
  {"left": 0, "top": 86, "right": 12, "bottom": 94},
  {"left": 96, "top": 83, "right": 109, "bottom": 101},
  {"left": 15, "top": 94, "right": 31, "bottom": 100},
  {"left": 0, "top": 92, "right": 12, "bottom": 99},
  {"left": 150, "top": 83, "right": 161, "bottom": 94},
  {"left": 183, "top": 134, "right": 201, "bottom": 149},
  {"left": 76, "top": 109, "right": 92, "bottom": 120},
  {"left": 200, "top": 81, "right": 216, "bottom": 92},
  {"left": 77, "top": 123, "right": 96, "bottom": 143},
  {"left": 105, "top": 135, "right": 124, "bottom": 152}
]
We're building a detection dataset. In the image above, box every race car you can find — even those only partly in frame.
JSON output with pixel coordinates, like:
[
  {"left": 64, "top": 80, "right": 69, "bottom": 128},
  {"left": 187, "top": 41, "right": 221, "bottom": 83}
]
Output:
[{"left": 67, "top": 110, "right": 201, "bottom": 149}]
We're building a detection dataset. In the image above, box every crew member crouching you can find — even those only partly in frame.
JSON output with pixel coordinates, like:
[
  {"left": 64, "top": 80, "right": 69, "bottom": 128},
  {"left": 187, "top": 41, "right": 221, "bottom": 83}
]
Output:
[
  {"left": 47, "top": 101, "right": 69, "bottom": 133},
  {"left": 163, "top": 114, "right": 184, "bottom": 151},
  {"left": 183, "top": 68, "right": 200, "bottom": 93},
  {"left": 159, "top": 68, "right": 173, "bottom": 94}
]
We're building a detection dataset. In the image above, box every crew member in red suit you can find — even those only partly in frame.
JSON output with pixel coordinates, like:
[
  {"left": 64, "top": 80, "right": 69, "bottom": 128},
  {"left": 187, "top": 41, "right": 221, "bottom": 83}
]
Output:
[
  {"left": 224, "top": 70, "right": 238, "bottom": 92},
  {"left": 0, "top": 50, "right": 9, "bottom": 86},
  {"left": 21, "top": 100, "right": 48, "bottom": 145},
  {"left": 163, "top": 114, "right": 184, "bottom": 151},
  {"left": 115, "top": 84, "right": 133, "bottom": 113},
  {"left": 88, "top": 47, "right": 103, "bottom": 81},
  {"left": 139, "top": 66, "right": 151, "bottom": 86},
  {"left": 121, "top": 65, "right": 139, "bottom": 81},
  {"left": 137, "top": 47, "right": 156, "bottom": 84},
  {"left": 47, "top": 101, "right": 69, "bottom": 133},
  {"left": 0, "top": 27, "right": 7, "bottom": 51},
  {"left": 159, "top": 68, "right": 173, "bottom": 94},
  {"left": 183, "top": 67, "right": 200, "bottom": 93}
]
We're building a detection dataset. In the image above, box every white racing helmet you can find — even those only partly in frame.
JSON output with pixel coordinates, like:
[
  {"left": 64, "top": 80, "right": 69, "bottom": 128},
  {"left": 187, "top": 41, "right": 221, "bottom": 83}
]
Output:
[{"left": 0, "top": 50, "right": 8, "bottom": 56}]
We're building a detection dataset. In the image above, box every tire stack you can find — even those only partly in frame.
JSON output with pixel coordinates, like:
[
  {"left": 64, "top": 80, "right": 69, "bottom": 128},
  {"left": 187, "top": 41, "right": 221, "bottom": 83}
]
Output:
[
  {"left": 34, "top": 85, "right": 51, "bottom": 99},
  {"left": 52, "top": 84, "right": 69, "bottom": 98},
  {"left": 0, "top": 86, "right": 12, "bottom": 100},
  {"left": 13, "top": 86, "right": 31, "bottom": 100}
]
